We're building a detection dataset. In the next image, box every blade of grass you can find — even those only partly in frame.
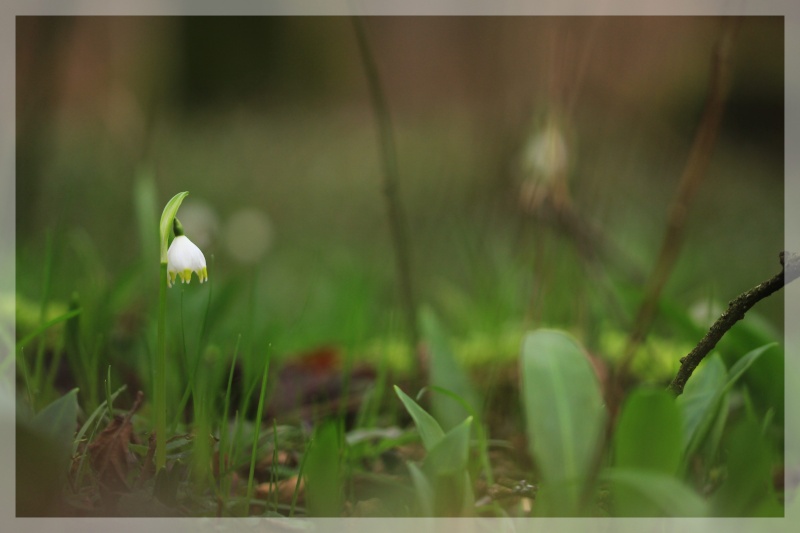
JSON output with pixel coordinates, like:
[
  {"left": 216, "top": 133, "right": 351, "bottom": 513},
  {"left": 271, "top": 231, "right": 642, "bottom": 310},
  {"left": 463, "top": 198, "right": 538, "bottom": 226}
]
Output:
[
  {"left": 197, "top": 254, "right": 215, "bottom": 356},
  {"left": 394, "top": 385, "right": 445, "bottom": 451},
  {"left": 172, "top": 289, "right": 197, "bottom": 429},
  {"left": 354, "top": 318, "right": 395, "bottom": 430},
  {"left": 245, "top": 355, "right": 271, "bottom": 514},
  {"left": 421, "top": 307, "right": 481, "bottom": 432},
  {"left": 218, "top": 333, "right": 242, "bottom": 505},
  {"left": 104, "top": 365, "right": 114, "bottom": 420},
  {"left": 32, "top": 230, "right": 54, "bottom": 404},
  {"left": 290, "top": 434, "right": 311, "bottom": 517},
  {"left": 71, "top": 384, "right": 127, "bottom": 489},
  {"left": 423, "top": 385, "right": 494, "bottom": 487},
  {"left": 271, "top": 418, "right": 279, "bottom": 511},
  {"left": 16, "top": 307, "right": 82, "bottom": 351},
  {"left": 16, "top": 348, "right": 34, "bottom": 409}
]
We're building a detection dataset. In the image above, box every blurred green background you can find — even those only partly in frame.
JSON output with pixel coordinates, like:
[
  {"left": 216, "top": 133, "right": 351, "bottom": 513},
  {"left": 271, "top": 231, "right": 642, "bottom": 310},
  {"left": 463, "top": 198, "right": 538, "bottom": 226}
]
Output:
[{"left": 15, "top": 16, "right": 783, "bottom": 367}]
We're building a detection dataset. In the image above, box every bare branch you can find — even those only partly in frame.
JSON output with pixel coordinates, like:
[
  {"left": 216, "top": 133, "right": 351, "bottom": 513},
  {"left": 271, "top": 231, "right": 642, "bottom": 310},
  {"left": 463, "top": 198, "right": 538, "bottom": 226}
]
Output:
[{"left": 667, "top": 252, "right": 799, "bottom": 396}]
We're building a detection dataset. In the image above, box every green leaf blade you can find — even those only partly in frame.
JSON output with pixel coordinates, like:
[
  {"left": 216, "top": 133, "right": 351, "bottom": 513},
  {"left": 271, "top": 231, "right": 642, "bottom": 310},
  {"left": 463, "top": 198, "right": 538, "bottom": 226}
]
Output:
[
  {"left": 604, "top": 468, "right": 708, "bottom": 517},
  {"left": 159, "top": 191, "right": 189, "bottom": 263},
  {"left": 678, "top": 344, "right": 775, "bottom": 460},
  {"left": 422, "top": 416, "right": 473, "bottom": 477},
  {"left": 520, "top": 329, "right": 606, "bottom": 515},
  {"left": 614, "top": 387, "right": 683, "bottom": 475},
  {"left": 304, "top": 419, "right": 343, "bottom": 517},
  {"left": 421, "top": 307, "right": 481, "bottom": 431},
  {"left": 394, "top": 385, "right": 445, "bottom": 451}
]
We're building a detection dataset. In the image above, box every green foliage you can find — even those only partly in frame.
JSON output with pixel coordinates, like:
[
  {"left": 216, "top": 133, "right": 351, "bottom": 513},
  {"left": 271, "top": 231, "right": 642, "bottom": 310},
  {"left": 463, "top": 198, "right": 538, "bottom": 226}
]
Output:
[
  {"left": 613, "top": 388, "right": 682, "bottom": 475},
  {"left": 16, "top": 389, "right": 79, "bottom": 515},
  {"left": 520, "top": 329, "right": 606, "bottom": 516},
  {"left": 26, "top": 388, "right": 79, "bottom": 468},
  {"left": 393, "top": 385, "right": 475, "bottom": 516},
  {"left": 603, "top": 469, "right": 708, "bottom": 517},
  {"left": 515, "top": 328, "right": 780, "bottom": 518},
  {"left": 394, "top": 385, "right": 445, "bottom": 451},
  {"left": 677, "top": 353, "right": 727, "bottom": 457},
  {"left": 420, "top": 306, "right": 481, "bottom": 431},
  {"left": 13, "top": 18, "right": 785, "bottom": 518},
  {"left": 610, "top": 388, "right": 689, "bottom": 516},
  {"left": 245, "top": 356, "right": 271, "bottom": 508},
  {"left": 598, "top": 327, "right": 688, "bottom": 382},
  {"left": 711, "top": 418, "right": 781, "bottom": 516},
  {"left": 677, "top": 344, "right": 775, "bottom": 465},
  {"left": 304, "top": 419, "right": 344, "bottom": 517}
]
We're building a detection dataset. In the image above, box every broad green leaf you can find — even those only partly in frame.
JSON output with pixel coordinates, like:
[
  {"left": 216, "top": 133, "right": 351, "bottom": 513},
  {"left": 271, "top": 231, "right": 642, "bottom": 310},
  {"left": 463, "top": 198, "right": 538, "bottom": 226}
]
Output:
[
  {"left": 679, "top": 344, "right": 775, "bottom": 460},
  {"left": 604, "top": 468, "right": 708, "bottom": 517},
  {"left": 421, "top": 307, "right": 481, "bottom": 431},
  {"left": 725, "top": 343, "right": 777, "bottom": 393},
  {"left": 427, "top": 469, "right": 475, "bottom": 517},
  {"left": 394, "top": 385, "right": 445, "bottom": 451},
  {"left": 717, "top": 318, "right": 783, "bottom": 421},
  {"left": 677, "top": 353, "right": 726, "bottom": 453},
  {"left": 520, "top": 329, "right": 606, "bottom": 515},
  {"left": 158, "top": 191, "right": 189, "bottom": 263},
  {"left": 30, "top": 388, "right": 79, "bottom": 453},
  {"left": 711, "top": 419, "right": 780, "bottom": 516},
  {"left": 459, "top": 470, "right": 475, "bottom": 516},
  {"left": 407, "top": 462, "right": 435, "bottom": 516},
  {"left": 304, "top": 420, "right": 343, "bottom": 517},
  {"left": 422, "top": 416, "right": 473, "bottom": 477},
  {"left": 702, "top": 390, "right": 729, "bottom": 465},
  {"left": 419, "top": 416, "right": 476, "bottom": 516},
  {"left": 17, "top": 388, "right": 79, "bottom": 515},
  {"left": 742, "top": 347, "right": 784, "bottom": 423},
  {"left": 613, "top": 388, "right": 682, "bottom": 475}
]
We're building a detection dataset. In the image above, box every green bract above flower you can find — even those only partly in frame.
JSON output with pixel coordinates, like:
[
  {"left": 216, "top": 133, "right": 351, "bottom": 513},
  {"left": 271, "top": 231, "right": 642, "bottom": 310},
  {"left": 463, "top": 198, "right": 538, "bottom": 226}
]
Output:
[
  {"left": 167, "top": 235, "right": 208, "bottom": 287},
  {"left": 160, "top": 191, "right": 189, "bottom": 263}
]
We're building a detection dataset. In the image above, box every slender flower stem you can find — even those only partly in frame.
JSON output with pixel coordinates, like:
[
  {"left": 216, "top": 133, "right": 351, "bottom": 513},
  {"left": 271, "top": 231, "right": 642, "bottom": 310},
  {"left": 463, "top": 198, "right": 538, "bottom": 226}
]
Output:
[
  {"left": 155, "top": 261, "right": 168, "bottom": 470},
  {"left": 155, "top": 191, "right": 190, "bottom": 472}
]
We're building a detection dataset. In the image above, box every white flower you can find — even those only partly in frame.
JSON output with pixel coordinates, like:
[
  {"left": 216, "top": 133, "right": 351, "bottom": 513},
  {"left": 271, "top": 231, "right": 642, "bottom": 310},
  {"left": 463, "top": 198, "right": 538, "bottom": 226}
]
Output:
[{"left": 166, "top": 235, "right": 208, "bottom": 287}]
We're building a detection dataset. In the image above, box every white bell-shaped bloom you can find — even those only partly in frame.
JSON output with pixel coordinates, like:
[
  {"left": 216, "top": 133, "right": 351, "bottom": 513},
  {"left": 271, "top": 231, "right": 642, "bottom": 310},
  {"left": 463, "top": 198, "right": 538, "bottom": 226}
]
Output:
[{"left": 167, "top": 235, "right": 208, "bottom": 287}]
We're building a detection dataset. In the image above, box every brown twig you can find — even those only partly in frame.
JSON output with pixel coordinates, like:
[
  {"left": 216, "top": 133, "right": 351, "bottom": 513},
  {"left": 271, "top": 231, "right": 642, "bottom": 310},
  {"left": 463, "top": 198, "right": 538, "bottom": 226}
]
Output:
[
  {"left": 616, "top": 19, "right": 739, "bottom": 384},
  {"left": 667, "top": 252, "right": 800, "bottom": 396},
  {"left": 351, "top": 17, "right": 420, "bottom": 361}
]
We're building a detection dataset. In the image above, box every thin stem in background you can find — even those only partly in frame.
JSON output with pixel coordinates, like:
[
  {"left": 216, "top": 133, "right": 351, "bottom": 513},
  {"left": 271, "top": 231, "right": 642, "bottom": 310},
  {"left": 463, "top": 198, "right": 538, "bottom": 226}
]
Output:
[
  {"left": 351, "top": 16, "right": 420, "bottom": 362},
  {"left": 155, "top": 261, "right": 168, "bottom": 470},
  {"left": 616, "top": 19, "right": 739, "bottom": 385},
  {"left": 218, "top": 333, "right": 241, "bottom": 503},
  {"left": 668, "top": 252, "right": 800, "bottom": 396}
]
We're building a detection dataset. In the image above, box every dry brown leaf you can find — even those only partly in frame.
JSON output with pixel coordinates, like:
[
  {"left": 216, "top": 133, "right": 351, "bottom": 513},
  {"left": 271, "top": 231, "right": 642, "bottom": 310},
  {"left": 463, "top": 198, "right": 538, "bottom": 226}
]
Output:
[{"left": 87, "top": 391, "right": 143, "bottom": 491}]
